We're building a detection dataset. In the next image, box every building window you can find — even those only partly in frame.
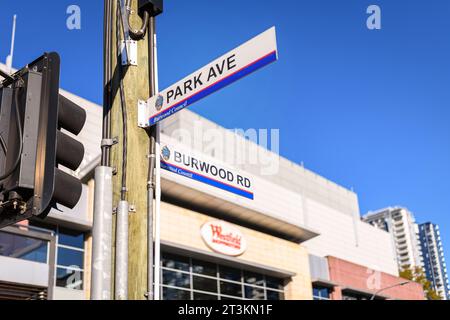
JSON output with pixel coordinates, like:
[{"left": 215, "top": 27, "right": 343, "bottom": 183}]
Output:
[
  {"left": 0, "top": 230, "right": 49, "bottom": 264},
  {"left": 55, "top": 228, "right": 85, "bottom": 290},
  {"left": 342, "top": 291, "right": 379, "bottom": 300},
  {"left": 313, "top": 286, "right": 331, "bottom": 300},
  {"left": 30, "top": 222, "right": 85, "bottom": 291},
  {"left": 161, "top": 252, "right": 285, "bottom": 300}
]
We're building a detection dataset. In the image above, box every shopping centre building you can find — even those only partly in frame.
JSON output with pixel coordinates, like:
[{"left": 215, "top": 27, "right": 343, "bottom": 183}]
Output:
[{"left": 0, "top": 66, "right": 425, "bottom": 300}]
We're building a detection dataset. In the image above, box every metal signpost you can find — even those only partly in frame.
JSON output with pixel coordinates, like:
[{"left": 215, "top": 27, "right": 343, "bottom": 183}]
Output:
[
  {"left": 146, "top": 26, "right": 278, "bottom": 300},
  {"left": 95, "top": 0, "right": 278, "bottom": 300}
]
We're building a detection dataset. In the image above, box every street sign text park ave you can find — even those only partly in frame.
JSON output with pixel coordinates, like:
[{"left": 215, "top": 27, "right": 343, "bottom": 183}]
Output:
[{"left": 139, "top": 27, "right": 278, "bottom": 128}]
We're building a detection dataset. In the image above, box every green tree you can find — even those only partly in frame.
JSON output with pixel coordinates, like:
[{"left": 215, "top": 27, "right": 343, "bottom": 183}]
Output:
[{"left": 399, "top": 266, "right": 442, "bottom": 300}]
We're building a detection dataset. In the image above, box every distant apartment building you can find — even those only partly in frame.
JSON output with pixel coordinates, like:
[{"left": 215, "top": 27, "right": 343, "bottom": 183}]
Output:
[
  {"left": 419, "top": 223, "right": 450, "bottom": 300},
  {"left": 363, "top": 207, "right": 423, "bottom": 271}
]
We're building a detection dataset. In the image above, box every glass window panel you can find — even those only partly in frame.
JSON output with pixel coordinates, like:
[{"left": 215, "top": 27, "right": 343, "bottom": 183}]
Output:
[
  {"left": 162, "top": 270, "right": 190, "bottom": 289},
  {"left": 56, "top": 268, "right": 83, "bottom": 290},
  {"left": 162, "top": 253, "right": 190, "bottom": 272},
  {"left": 219, "top": 265, "right": 242, "bottom": 282},
  {"left": 245, "top": 286, "right": 265, "bottom": 300},
  {"left": 220, "top": 281, "right": 242, "bottom": 298},
  {"left": 313, "top": 287, "right": 320, "bottom": 298},
  {"left": 194, "top": 292, "right": 218, "bottom": 300},
  {"left": 57, "top": 247, "right": 84, "bottom": 269},
  {"left": 221, "top": 296, "right": 242, "bottom": 301},
  {"left": 192, "top": 259, "right": 217, "bottom": 277},
  {"left": 267, "top": 290, "right": 284, "bottom": 300},
  {"left": 58, "top": 228, "right": 84, "bottom": 249},
  {"left": 162, "top": 287, "right": 191, "bottom": 300},
  {"left": 0, "top": 232, "right": 48, "bottom": 264},
  {"left": 266, "top": 276, "right": 284, "bottom": 290},
  {"left": 193, "top": 276, "right": 217, "bottom": 293},
  {"left": 321, "top": 288, "right": 330, "bottom": 298},
  {"left": 313, "top": 287, "right": 330, "bottom": 299},
  {"left": 244, "top": 271, "right": 264, "bottom": 286}
]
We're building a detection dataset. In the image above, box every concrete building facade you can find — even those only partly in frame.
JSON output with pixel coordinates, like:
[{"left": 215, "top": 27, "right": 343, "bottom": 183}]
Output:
[
  {"left": 363, "top": 207, "right": 423, "bottom": 271},
  {"left": 326, "top": 257, "right": 424, "bottom": 300}
]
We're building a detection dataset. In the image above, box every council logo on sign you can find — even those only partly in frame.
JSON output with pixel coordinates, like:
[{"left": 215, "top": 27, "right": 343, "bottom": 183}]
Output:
[
  {"left": 155, "top": 95, "right": 164, "bottom": 111},
  {"left": 162, "top": 146, "right": 171, "bottom": 161}
]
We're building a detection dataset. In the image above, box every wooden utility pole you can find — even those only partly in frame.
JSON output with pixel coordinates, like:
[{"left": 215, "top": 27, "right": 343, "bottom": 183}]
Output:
[{"left": 110, "top": 0, "right": 151, "bottom": 300}]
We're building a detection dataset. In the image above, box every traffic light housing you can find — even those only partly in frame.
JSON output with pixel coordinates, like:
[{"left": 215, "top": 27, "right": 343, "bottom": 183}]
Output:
[
  {"left": 139, "top": 0, "right": 163, "bottom": 16},
  {"left": 0, "top": 52, "right": 86, "bottom": 228}
]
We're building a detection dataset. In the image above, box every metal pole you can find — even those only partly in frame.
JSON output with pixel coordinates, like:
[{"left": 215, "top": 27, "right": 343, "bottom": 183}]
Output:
[
  {"left": 102, "top": 0, "right": 113, "bottom": 167},
  {"left": 147, "top": 22, "right": 156, "bottom": 302},
  {"left": 154, "top": 125, "right": 161, "bottom": 300},
  {"left": 91, "top": 166, "right": 114, "bottom": 300},
  {"left": 91, "top": 0, "right": 114, "bottom": 300},
  {"left": 115, "top": 200, "right": 129, "bottom": 300},
  {"left": 153, "top": 32, "right": 162, "bottom": 301},
  {"left": 147, "top": 16, "right": 159, "bottom": 300},
  {"left": 6, "top": 15, "right": 16, "bottom": 72},
  {"left": 369, "top": 281, "right": 410, "bottom": 300},
  {"left": 147, "top": 142, "right": 155, "bottom": 301}
]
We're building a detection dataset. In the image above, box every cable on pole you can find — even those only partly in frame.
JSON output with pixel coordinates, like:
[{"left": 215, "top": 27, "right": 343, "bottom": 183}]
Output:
[
  {"left": 124, "top": 0, "right": 149, "bottom": 40},
  {"left": 116, "top": 0, "right": 129, "bottom": 201}
]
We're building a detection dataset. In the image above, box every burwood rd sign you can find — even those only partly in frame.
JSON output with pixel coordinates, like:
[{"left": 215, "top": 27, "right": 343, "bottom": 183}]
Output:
[{"left": 139, "top": 27, "right": 278, "bottom": 128}]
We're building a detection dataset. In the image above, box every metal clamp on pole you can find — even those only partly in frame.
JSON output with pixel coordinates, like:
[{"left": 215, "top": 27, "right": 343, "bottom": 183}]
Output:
[
  {"left": 138, "top": 100, "right": 150, "bottom": 128},
  {"left": 118, "top": 0, "right": 136, "bottom": 66},
  {"left": 147, "top": 153, "right": 156, "bottom": 189},
  {"left": 101, "top": 137, "right": 119, "bottom": 148}
]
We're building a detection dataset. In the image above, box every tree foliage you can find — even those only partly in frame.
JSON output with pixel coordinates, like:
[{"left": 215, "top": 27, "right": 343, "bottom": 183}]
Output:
[{"left": 399, "top": 266, "right": 442, "bottom": 300}]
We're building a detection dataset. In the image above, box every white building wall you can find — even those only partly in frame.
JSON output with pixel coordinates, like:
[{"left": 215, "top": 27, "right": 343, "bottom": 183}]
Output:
[
  {"left": 162, "top": 110, "right": 399, "bottom": 276},
  {"left": 303, "top": 198, "right": 399, "bottom": 276},
  {"left": 160, "top": 134, "right": 307, "bottom": 228},
  {"left": 160, "top": 110, "right": 360, "bottom": 217}
]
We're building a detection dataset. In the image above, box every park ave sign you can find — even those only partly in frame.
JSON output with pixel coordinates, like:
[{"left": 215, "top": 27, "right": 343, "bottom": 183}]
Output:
[
  {"left": 201, "top": 221, "right": 247, "bottom": 256},
  {"left": 139, "top": 27, "right": 278, "bottom": 127}
]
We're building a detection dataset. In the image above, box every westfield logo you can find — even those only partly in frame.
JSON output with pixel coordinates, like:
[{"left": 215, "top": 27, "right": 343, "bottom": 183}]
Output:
[
  {"left": 210, "top": 224, "right": 242, "bottom": 250},
  {"left": 201, "top": 221, "right": 247, "bottom": 256}
]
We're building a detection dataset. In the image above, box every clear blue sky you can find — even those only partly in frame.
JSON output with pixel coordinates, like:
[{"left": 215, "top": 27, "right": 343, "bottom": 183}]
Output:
[{"left": 1, "top": 1, "right": 449, "bottom": 265}]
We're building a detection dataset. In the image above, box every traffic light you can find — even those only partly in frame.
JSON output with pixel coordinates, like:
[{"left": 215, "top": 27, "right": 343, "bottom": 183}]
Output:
[
  {"left": 0, "top": 52, "right": 86, "bottom": 228},
  {"left": 138, "top": 0, "right": 163, "bottom": 15}
]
